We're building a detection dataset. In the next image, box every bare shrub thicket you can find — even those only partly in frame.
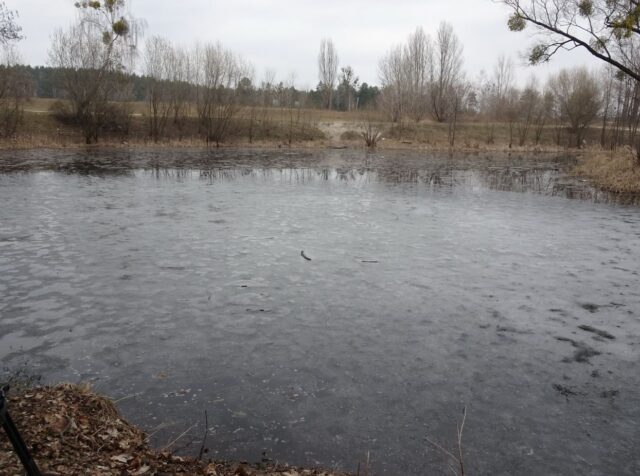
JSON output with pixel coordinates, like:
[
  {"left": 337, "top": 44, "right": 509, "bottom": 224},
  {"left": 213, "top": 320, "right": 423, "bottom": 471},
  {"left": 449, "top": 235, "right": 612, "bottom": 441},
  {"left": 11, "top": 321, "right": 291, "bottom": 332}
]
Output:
[
  {"left": 0, "top": 47, "right": 32, "bottom": 137},
  {"left": 193, "top": 42, "right": 248, "bottom": 147},
  {"left": 549, "top": 67, "right": 601, "bottom": 147},
  {"left": 360, "top": 111, "right": 383, "bottom": 148},
  {"left": 48, "top": 1, "right": 142, "bottom": 143},
  {"left": 144, "top": 36, "right": 172, "bottom": 142},
  {"left": 0, "top": 2, "right": 30, "bottom": 138}
]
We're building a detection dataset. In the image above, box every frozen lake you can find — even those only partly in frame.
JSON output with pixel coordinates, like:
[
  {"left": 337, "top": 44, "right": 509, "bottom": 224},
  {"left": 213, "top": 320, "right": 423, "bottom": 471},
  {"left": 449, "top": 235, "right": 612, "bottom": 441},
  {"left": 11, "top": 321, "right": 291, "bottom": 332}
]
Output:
[{"left": 1, "top": 148, "right": 639, "bottom": 475}]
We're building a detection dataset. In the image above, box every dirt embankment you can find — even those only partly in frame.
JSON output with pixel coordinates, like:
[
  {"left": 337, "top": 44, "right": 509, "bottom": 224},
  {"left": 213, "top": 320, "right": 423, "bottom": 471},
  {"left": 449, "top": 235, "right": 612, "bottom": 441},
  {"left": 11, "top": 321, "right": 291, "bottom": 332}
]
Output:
[{"left": 0, "top": 384, "right": 351, "bottom": 476}]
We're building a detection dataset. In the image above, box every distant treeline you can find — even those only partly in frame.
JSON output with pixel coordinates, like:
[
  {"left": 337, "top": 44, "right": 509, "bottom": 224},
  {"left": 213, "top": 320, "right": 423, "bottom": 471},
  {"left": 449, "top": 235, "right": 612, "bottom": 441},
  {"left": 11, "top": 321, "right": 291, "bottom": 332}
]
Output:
[{"left": 16, "top": 65, "right": 380, "bottom": 111}]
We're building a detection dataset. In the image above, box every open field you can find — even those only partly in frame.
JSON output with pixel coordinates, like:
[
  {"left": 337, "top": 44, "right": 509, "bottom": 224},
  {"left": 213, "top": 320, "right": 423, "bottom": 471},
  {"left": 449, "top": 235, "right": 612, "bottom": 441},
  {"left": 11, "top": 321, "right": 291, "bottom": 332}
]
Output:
[{"left": 11, "top": 97, "right": 592, "bottom": 151}]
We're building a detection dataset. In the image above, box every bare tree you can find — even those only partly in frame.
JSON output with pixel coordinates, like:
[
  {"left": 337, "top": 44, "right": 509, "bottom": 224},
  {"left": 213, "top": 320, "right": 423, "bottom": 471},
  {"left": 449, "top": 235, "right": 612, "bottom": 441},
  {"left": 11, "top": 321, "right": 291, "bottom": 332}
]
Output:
[
  {"left": 166, "top": 45, "right": 193, "bottom": 139},
  {"left": 549, "top": 66, "right": 601, "bottom": 147},
  {"left": 378, "top": 45, "right": 407, "bottom": 122},
  {"left": 533, "top": 87, "right": 555, "bottom": 145},
  {"left": 283, "top": 73, "right": 299, "bottom": 145},
  {"left": 144, "top": 36, "right": 172, "bottom": 142},
  {"left": 502, "top": 0, "right": 640, "bottom": 82},
  {"left": 404, "top": 27, "right": 433, "bottom": 122},
  {"left": 0, "top": 2, "right": 22, "bottom": 43},
  {"left": 194, "top": 42, "right": 247, "bottom": 147},
  {"left": 48, "top": 0, "right": 142, "bottom": 143},
  {"left": 0, "top": 47, "right": 32, "bottom": 137},
  {"left": 318, "top": 38, "right": 339, "bottom": 109},
  {"left": 599, "top": 66, "right": 615, "bottom": 147},
  {"left": 431, "top": 22, "right": 464, "bottom": 123},
  {"left": 238, "top": 68, "right": 258, "bottom": 143},
  {"left": 517, "top": 77, "right": 541, "bottom": 146},
  {"left": 259, "top": 68, "right": 276, "bottom": 137},
  {"left": 339, "top": 66, "right": 358, "bottom": 111},
  {"left": 492, "top": 55, "right": 515, "bottom": 107},
  {"left": 447, "top": 79, "right": 470, "bottom": 147},
  {"left": 607, "top": 67, "right": 640, "bottom": 148},
  {"left": 503, "top": 87, "right": 521, "bottom": 148},
  {"left": 486, "top": 55, "right": 515, "bottom": 143}
]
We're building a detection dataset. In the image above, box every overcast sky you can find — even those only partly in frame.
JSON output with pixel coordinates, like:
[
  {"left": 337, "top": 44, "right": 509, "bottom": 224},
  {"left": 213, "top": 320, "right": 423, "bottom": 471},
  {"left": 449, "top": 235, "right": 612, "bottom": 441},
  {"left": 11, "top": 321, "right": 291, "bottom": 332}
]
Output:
[{"left": 6, "top": 0, "right": 599, "bottom": 89}]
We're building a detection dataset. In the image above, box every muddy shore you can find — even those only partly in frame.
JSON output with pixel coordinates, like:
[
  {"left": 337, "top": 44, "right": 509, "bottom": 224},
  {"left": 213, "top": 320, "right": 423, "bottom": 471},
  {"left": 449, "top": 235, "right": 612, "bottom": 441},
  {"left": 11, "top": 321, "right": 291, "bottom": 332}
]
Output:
[{"left": 0, "top": 384, "right": 352, "bottom": 476}]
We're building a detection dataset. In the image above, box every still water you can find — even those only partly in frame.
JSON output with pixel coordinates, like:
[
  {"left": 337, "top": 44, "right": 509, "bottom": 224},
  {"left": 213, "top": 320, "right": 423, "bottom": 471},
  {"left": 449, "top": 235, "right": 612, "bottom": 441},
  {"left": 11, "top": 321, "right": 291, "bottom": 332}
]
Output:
[{"left": 1, "top": 149, "right": 639, "bottom": 475}]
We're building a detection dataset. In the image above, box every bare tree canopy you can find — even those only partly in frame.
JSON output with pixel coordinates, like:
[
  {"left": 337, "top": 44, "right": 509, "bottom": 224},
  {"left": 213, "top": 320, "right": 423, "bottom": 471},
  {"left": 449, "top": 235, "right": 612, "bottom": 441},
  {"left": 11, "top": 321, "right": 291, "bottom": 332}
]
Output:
[
  {"left": 318, "top": 38, "right": 339, "bottom": 109},
  {"left": 549, "top": 66, "right": 601, "bottom": 146},
  {"left": 378, "top": 27, "right": 433, "bottom": 122},
  {"left": 378, "top": 23, "right": 465, "bottom": 124},
  {"left": 502, "top": 0, "right": 640, "bottom": 82},
  {"left": 404, "top": 27, "right": 433, "bottom": 122},
  {"left": 193, "top": 42, "right": 248, "bottom": 146},
  {"left": 0, "top": 1, "right": 22, "bottom": 43},
  {"left": 339, "top": 65, "right": 359, "bottom": 111},
  {"left": 48, "top": 0, "right": 143, "bottom": 143},
  {"left": 378, "top": 45, "right": 406, "bottom": 121},
  {"left": 431, "top": 22, "right": 464, "bottom": 122}
]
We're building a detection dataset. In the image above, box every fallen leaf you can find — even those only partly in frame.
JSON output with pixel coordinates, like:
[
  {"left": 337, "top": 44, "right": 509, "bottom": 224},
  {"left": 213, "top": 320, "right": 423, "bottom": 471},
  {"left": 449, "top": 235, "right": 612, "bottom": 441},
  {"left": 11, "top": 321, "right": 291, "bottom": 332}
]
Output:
[
  {"left": 110, "top": 454, "right": 132, "bottom": 464},
  {"left": 133, "top": 465, "right": 151, "bottom": 474}
]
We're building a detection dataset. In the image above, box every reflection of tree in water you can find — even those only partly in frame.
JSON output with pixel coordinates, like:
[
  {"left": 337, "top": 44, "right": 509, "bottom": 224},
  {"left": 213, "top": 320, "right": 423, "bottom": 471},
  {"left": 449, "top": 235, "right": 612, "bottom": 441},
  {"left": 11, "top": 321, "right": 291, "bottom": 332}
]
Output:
[
  {"left": 480, "top": 167, "right": 557, "bottom": 193},
  {"left": 150, "top": 167, "right": 191, "bottom": 182},
  {"left": 196, "top": 167, "right": 372, "bottom": 186},
  {"left": 374, "top": 166, "right": 454, "bottom": 187},
  {"left": 5, "top": 148, "right": 638, "bottom": 204},
  {"left": 60, "top": 157, "right": 134, "bottom": 177},
  {"left": 184, "top": 163, "right": 639, "bottom": 205}
]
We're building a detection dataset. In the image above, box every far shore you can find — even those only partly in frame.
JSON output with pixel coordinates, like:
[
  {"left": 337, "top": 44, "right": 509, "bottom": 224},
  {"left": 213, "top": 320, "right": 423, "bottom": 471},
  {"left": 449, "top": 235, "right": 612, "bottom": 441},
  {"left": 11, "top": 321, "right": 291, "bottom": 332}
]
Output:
[{"left": 1, "top": 110, "right": 639, "bottom": 195}]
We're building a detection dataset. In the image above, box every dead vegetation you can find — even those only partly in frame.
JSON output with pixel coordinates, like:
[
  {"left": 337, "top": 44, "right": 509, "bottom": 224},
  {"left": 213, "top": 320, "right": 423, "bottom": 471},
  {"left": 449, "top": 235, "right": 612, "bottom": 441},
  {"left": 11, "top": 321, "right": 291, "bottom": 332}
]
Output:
[
  {"left": 574, "top": 148, "right": 640, "bottom": 194},
  {"left": 359, "top": 114, "right": 383, "bottom": 149},
  {"left": 425, "top": 407, "right": 467, "bottom": 476},
  {"left": 0, "top": 99, "right": 614, "bottom": 153},
  {"left": 0, "top": 104, "right": 326, "bottom": 150},
  {"left": 0, "top": 384, "right": 351, "bottom": 476}
]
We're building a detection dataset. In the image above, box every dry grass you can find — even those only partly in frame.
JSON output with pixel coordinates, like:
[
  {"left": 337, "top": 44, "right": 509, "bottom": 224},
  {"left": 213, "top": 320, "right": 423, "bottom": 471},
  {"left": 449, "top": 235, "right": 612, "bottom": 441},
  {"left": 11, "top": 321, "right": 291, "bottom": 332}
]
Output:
[
  {"left": 426, "top": 407, "right": 467, "bottom": 476},
  {"left": 22, "top": 98, "right": 378, "bottom": 123},
  {"left": 0, "top": 105, "right": 326, "bottom": 150},
  {"left": 0, "top": 101, "right": 618, "bottom": 157},
  {"left": 574, "top": 148, "right": 640, "bottom": 194}
]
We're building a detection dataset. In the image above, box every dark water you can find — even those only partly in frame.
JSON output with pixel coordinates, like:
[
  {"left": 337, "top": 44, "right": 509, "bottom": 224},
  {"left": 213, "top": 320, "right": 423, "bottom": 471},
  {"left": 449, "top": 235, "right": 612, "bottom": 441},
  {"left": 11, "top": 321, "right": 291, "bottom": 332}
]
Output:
[{"left": 1, "top": 149, "right": 639, "bottom": 475}]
